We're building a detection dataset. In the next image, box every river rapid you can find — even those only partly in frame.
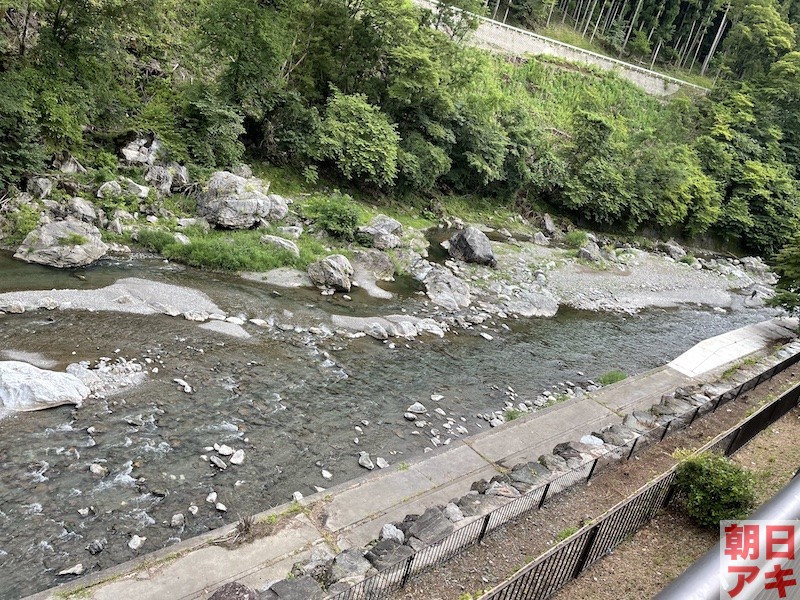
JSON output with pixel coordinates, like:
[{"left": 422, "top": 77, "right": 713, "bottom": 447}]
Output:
[{"left": 0, "top": 250, "right": 779, "bottom": 599}]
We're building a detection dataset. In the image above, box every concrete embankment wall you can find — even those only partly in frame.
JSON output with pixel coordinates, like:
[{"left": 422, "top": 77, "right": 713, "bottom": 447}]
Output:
[{"left": 413, "top": 0, "right": 708, "bottom": 97}]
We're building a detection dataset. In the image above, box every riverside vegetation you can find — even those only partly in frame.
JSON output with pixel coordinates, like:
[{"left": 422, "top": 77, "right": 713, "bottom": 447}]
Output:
[{"left": 2, "top": 0, "right": 800, "bottom": 292}]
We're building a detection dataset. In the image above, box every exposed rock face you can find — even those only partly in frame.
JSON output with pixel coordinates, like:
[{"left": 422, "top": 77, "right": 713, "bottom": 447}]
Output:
[
  {"left": 68, "top": 198, "right": 98, "bottom": 223},
  {"left": 660, "top": 239, "right": 686, "bottom": 260},
  {"left": 448, "top": 226, "right": 496, "bottom": 267},
  {"left": 358, "top": 214, "right": 403, "bottom": 249},
  {"left": 263, "top": 576, "right": 325, "bottom": 600},
  {"left": 260, "top": 234, "right": 300, "bottom": 257},
  {"left": 121, "top": 137, "right": 161, "bottom": 165},
  {"left": 14, "top": 218, "right": 108, "bottom": 268},
  {"left": 198, "top": 171, "right": 288, "bottom": 228},
  {"left": 578, "top": 240, "right": 602, "bottom": 262},
  {"left": 307, "top": 255, "right": 354, "bottom": 292},
  {"left": 0, "top": 361, "right": 90, "bottom": 413},
  {"left": 328, "top": 548, "right": 372, "bottom": 583},
  {"left": 365, "top": 539, "right": 414, "bottom": 571},
  {"left": 97, "top": 180, "right": 123, "bottom": 199},
  {"left": 27, "top": 177, "right": 52, "bottom": 199}
]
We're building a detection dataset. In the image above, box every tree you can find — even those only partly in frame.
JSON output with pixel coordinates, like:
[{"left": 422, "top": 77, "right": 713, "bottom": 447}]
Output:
[
  {"left": 317, "top": 89, "right": 400, "bottom": 188},
  {"left": 722, "top": 0, "right": 795, "bottom": 79},
  {"left": 770, "top": 233, "right": 800, "bottom": 311}
]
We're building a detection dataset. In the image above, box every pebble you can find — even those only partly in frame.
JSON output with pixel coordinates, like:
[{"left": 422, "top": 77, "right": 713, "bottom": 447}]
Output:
[
  {"left": 355, "top": 426, "right": 363, "bottom": 434},
  {"left": 89, "top": 463, "right": 108, "bottom": 477},
  {"left": 128, "top": 535, "right": 146, "bottom": 550},
  {"left": 321, "top": 469, "right": 333, "bottom": 480},
  {"left": 173, "top": 378, "right": 193, "bottom": 393},
  {"left": 407, "top": 402, "right": 427, "bottom": 414},
  {"left": 188, "top": 505, "right": 199, "bottom": 515},
  {"left": 206, "top": 491, "right": 217, "bottom": 503},
  {"left": 376, "top": 457, "right": 389, "bottom": 469},
  {"left": 215, "top": 443, "right": 234, "bottom": 456},
  {"left": 404, "top": 412, "right": 417, "bottom": 421},
  {"left": 480, "top": 332, "right": 494, "bottom": 341},
  {"left": 171, "top": 513, "right": 185, "bottom": 528},
  {"left": 430, "top": 394, "right": 444, "bottom": 402},
  {"left": 358, "top": 451, "right": 375, "bottom": 470},
  {"left": 215, "top": 502, "right": 227, "bottom": 512},
  {"left": 210, "top": 456, "right": 227, "bottom": 470},
  {"left": 292, "top": 491, "right": 304, "bottom": 503},
  {"left": 58, "top": 564, "right": 84, "bottom": 576},
  {"left": 229, "top": 449, "right": 245, "bottom": 465},
  {"left": 86, "top": 538, "right": 107, "bottom": 555},
  {"left": 434, "top": 407, "right": 446, "bottom": 416}
]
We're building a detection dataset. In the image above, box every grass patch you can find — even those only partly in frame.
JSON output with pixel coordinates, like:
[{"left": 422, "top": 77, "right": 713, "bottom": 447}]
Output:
[
  {"left": 721, "top": 357, "right": 759, "bottom": 380},
  {"left": 58, "top": 233, "right": 88, "bottom": 246},
  {"left": 397, "top": 461, "right": 410, "bottom": 472},
  {"left": 142, "top": 226, "right": 327, "bottom": 272},
  {"left": 504, "top": 408, "right": 525, "bottom": 421},
  {"left": 3, "top": 203, "right": 40, "bottom": 245},
  {"left": 599, "top": 369, "right": 627, "bottom": 385},
  {"left": 564, "top": 230, "right": 588, "bottom": 248},
  {"left": 555, "top": 526, "right": 578, "bottom": 542}
]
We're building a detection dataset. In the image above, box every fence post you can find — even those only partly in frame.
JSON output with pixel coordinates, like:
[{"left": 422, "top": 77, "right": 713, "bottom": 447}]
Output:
[
  {"left": 587, "top": 458, "right": 599, "bottom": 482},
  {"left": 477, "top": 512, "right": 491, "bottom": 543},
  {"left": 538, "top": 482, "right": 551, "bottom": 509},
  {"left": 663, "top": 481, "right": 678, "bottom": 507},
  {"left": 688, "top": 406, "right": 700, "bottom": 427},
  {"left": 713, "top": 394, "right": 724, "bottom": 411},
  {"left": 725, "top": 427, "right": 743, "bottom": 456},
  {"left": 400, "top": 554, "right": 414, "bottom": 587},
  {"left": 660, "top": 419, "right": 672, "bottom": 441},
  {"left": 571, "top": 524, "right": 601, "bottom": 579},
  {"left": 627, "top": 436, "right": 639, "bottom": 460}
]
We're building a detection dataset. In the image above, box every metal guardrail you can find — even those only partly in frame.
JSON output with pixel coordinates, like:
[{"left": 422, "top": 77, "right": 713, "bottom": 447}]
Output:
[
  {"left": 480, "top": 365, "right": 800, "bottom": 600},
  {"left": 329, "top": 349, "right": 800, "bottom": 600},
  {"left": 414, "top": 0, "right": 709, "bottom": 93}
]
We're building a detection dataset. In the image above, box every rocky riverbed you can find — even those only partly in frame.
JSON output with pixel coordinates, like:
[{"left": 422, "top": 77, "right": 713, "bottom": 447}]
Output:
[{"left": 0, "top": 167, "right": 786, "bottom": 598}]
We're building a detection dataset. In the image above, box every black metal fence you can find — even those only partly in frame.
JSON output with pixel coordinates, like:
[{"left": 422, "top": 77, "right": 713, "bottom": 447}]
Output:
[
  {"left": 329, "top": 349, "right": 800, "bottom": 600},
  {"left": 480, "top": 368, "right": 800, "bottom": 600}
]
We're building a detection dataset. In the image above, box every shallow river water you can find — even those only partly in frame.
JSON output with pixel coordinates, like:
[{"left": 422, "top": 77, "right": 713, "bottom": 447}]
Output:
[{"left": 0, "top": 251, "right": 779, "bottom": 598}]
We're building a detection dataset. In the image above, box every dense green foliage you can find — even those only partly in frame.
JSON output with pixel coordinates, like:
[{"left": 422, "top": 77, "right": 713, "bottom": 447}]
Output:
[
  {"left": 675, "top": 452, "right": 756, "bottom": 527},
  {"left": 2, "top": 0, "right": 800, "bottom": 256}
]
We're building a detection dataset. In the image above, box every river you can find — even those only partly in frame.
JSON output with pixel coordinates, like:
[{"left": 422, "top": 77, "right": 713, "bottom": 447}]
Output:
[{"left": 0, "top": 250, "right": 779, "bottom": 598}]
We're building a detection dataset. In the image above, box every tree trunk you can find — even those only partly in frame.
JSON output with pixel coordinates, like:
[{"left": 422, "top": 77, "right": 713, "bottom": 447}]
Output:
[
  {"left": 620, "top": 0, "right": 643, "bottom": 52},
  {"left": 700, "top": 2, "right": 729, "bottom": 76},
  {"left": 547, "top": 0, "right": 556, "bottom": 27},
  {"left": 678, "top": 18, "right": 696, "bottom": 66},
  {"left": 492, "top": 0, "right": 501, "bottom": 20},
  {"left": 590, "top": 0, "right": 607, "bottom": 41},
  {"left": 502, "top": 1, "right": 510, "bottom": 23},
  {"left": 582, "top": 0, "right": 598, "bottom": 36},
  {"left": 650, "top": 38, "right": 662, "bottom": 68}
]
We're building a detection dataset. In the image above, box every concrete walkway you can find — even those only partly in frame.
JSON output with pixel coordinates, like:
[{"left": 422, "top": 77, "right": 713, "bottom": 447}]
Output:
[{"left": 26, "top": 317, "right": 797, "bottom": 600}]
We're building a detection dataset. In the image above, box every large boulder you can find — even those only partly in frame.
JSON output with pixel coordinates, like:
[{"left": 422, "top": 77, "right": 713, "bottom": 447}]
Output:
[
  {"left": 260, "top": 234, "right": 299, "bottom": 257},
  {"left": 307, "top": 255, "right": 354, "bottom": 292},
  {"left": 358, "top": 214, "right": 403, "bottom": 249},
  {"left": 421, "top": 264, "right": 471, "bottom": 311},
  {"left": 0, "top": 361, "right": 90, "bottom": 413},
  {"left": 14, "top": 218, "right": 108, "bottom": 268},
  {"left": 198, "top": 171, "right": 288, "bottom": 228},
  {"left": 447, "top": 226, "right": 496, "bottom": 267},
  {"left": 208, "top": 582, "right": 259, "bottom": 600}
]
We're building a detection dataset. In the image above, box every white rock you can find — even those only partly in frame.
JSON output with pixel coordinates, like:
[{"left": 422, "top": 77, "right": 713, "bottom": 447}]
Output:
[
  {"left": 480, "top": 332, "right": 494, "bottom": 341},
  {"left": 216, "top": 444, "right": 234, "bottom": 456},
  {"left": 128, "top": 535, "right": 146, "bottom": 550},
  {"left": 188, "top": 505, "right": 199, "bottom": 515},
  {"left": 215, "top": 502, "right": 227, "bottom": 512},
  {"left": 292, "top": 491, "right": 304, "bottom": 503},
  {"left": 209, "top": 456, "right": 227, "bottom": 470},
  {"left": 321, "top": 469, "right": 333, "bottom": 480},
  {"left": 89, "top": 463, "right": 108, "bottom": 477},
  {"left": 229, "top": 449, "right": 245, "bottom": 465},
  {"left": 59, "top": 563, "right": 84, "bottom": 576},
  {"left": 380, "top": 524, "right": 405, "bottom": 544},
  {"left": 358, "top": 451, "right": 375, "bottom": 470},
  {"left": 407, "top": 402, "right": 427, "bottom": 414},
  {"left": 0, "top": 361, "right": 90, "bottom": 413},
  {"left": 376, "top": 457, "right": 389, "bottom": 469},
  {"left": 206, "top": 491, "right": 218, "bottom": 503},
  {"left": 171, "top": 513, "right": 185, "bottom": 528},
  {"left": 430, "top": 394, "right": 444, "bottom": 402},
  {"left": 173, "top": 378, "right": 193, "bottom": 393}
]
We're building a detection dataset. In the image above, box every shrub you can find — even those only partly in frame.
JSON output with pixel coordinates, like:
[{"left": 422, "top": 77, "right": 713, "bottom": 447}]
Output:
[
  {"left": 318, "top": 90, "right": 400, "bottom": 188},
  {"left": 4, "top": 204, "right": 40, "bottom": 245},
  {"left": 599, "top": 370, "right": 627, "bottom": 385},
  {"left": 675, "top": 452, "right": 756, "bottom": 528},
  {"left": 564, "top": 230, "right": 588, "bottom": 248},
  {"left": 504, "top": 408, "right": 525, "bottom": 421},
  {"left": 303, "top": 194, "right": 361, "bottom": 241}
]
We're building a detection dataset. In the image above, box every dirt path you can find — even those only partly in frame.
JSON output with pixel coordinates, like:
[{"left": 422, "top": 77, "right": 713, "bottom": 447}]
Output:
[{"left": 394, "top": 368, "right": 800, "bottom": 600}]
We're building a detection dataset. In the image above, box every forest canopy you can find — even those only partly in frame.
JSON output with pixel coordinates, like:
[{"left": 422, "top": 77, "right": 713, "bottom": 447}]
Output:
[{"left": 1, "top": 0, "right": 800, "bottom": 255}]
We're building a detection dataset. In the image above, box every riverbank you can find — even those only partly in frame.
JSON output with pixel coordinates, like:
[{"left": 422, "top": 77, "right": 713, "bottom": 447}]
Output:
[{"left": 22, "top": 317, "right": 798, "bottom": 600}]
